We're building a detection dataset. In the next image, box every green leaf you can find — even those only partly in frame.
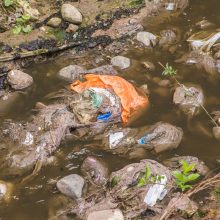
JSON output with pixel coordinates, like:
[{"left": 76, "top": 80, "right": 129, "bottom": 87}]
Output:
[
  {"left": 111, "top": 176, "right": 119, "bottom": 188},
  {"left": 180, "top": 160, "right": 196, "bottom": 175},
  {"left": 172, "top": 170, "right": 183, "bottom": 182},
  {"left": 138, "top": 178, "right": 146, "bottom": 187},
  {"left": 22, "top": 14, "right": 31, "bottom": 21},
  {"left": 22, "top": 25, "right": 32, "bottom": 33},
  {"left": 145, "top": 165, "right": 151, "bottom": 181},
  {"left": 4, "top": 0, "right": 14, "bottom": 7},
  {"left": 16, "top": 17, "right": 25, "bottom": 24},
  {"left": 12, "top": 25, "right": 22, "bottom": 34},
  {"left": 186, "top": 173, "right": 200, "bottom": 182}
]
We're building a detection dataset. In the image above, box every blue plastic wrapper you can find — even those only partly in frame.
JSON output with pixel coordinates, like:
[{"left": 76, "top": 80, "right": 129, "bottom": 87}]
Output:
[{"left": 97, "top": 112, "right": 112, "bottom": 122}]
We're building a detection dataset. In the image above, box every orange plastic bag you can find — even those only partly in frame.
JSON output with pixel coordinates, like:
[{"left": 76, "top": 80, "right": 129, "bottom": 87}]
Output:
[{"left": 71, "top": 74, "right": 149, "bottom": 123}]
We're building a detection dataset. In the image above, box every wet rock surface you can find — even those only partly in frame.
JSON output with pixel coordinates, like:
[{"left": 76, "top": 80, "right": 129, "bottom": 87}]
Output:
[
  {"left": 137, "top": 31, "right": 157, "bottom": 47},
  {"left": 7, "top": 70, "right": 33, "bottom": 90},
  {"left": 58, "top": 65, "right": 85, "bottom": 81},
  {"left": 110, "top": 56, "right": 131, "bottom": 69},
  {"left": 81, "top": 156, "right": 109, "bottom": 186},
  {"left": 101, "top": 122, "right": 183, "bottom": 154},
  {"left": 173, "top": 85, "right": 204, "bottom": 117},
  {"left": 57, "top": 174, "right": 85, "bottom": 199}
]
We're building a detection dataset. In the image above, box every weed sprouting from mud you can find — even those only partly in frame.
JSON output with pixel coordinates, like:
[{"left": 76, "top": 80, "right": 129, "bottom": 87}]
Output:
[{"left": 160, "top": 62, "right": 219, "bottom": 127}]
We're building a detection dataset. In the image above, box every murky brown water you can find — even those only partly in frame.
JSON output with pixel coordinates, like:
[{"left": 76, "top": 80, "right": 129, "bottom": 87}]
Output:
[{"left": 0, "top": 0, "right": 220, "bottom": 219}]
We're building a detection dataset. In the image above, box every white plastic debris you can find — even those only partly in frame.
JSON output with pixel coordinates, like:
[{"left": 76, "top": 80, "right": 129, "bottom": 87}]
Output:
[
  {"left": 109, "top": 132, "right": 124, "bottom": 149},
  {"left": 144, "top": 175, "right": 167, "bottom": 207},
  {"left": 165, "top": 3, "right": 175, "bottom": 11},
  {"left": 22, "top": 132, "right": 34, "bottom": 146}
]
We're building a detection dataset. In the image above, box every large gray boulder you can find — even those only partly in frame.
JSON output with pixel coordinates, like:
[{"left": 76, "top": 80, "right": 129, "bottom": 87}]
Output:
[
  {"left": 61, "top": 4, "right": 82, "bottom": 24},
  {"left": 7, "top": 70, "right": 33, "bottom": 90},
  {"left": 56, "top": 174, "right": 85, "bottom": 199}
]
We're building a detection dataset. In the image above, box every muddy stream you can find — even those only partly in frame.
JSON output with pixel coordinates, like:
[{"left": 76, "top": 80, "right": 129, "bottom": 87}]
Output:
[{"left": 0, "top": 0, "right": 220, "bottom": 219}]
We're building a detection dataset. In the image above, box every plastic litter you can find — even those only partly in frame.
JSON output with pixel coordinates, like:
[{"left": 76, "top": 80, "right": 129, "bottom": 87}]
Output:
[
  {"left": 138, "top": 131, "right": 165, "bottom": 145},
  {"left": 22, "top": 132, "right": 34, "bottom": 146},
  {"left": 165, "top": 3, "right": 175, "bottom": 11},
  {"left": 89, "top": 90, "right": 103, "bottom": 108},
  {"left": 109, "top": 132, "right": 124, "bottom": 149},
  {"left": 97, "top": 112, "right": 112, "bottom": 122},
  {"left": 71, "top": 74, "right": 149, "bottom": 123},
  {"left": 144, "top": 175, "right": 167, "bottom": 207}
]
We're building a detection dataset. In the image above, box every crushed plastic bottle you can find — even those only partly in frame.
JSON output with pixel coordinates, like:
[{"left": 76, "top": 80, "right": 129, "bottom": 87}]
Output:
[
  {"left": 138, "top": 133, "right": 158, "bottom": 145},
  {"left": 144, "top": 175, "right": 167, "bottom": 207},
  {"left": 97, "top": 112, "right": 112, "bottom": 122},
  {"left": 109, "top": 132, "right": 124, "bottom": 149}
]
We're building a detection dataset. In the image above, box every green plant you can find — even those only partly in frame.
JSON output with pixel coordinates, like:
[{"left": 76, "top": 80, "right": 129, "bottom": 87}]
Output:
[
  {"left": 138, "top": 165, "right": 151, "bottom": 187},
  {"left": 128, "top": 0, "right": 145, "bottom": 7},
  {"left": 172, "top": 160, "right": 200, "bottom": 192},
  {"left": 214, "top": 188, "right": 220, "bottom": 201},
  {"left": 160, "top": 62, "right": 219, "bottom": 127},
  {"left": 13, "top": 14, "right": 32, "bottom": 34},
  {"left": 162, "top": 63, "right": 177, "bottom": 76},
  {"left": 137, "top": 165, "right": 165, "bottom": 187},
  {"left": 4, "top": 0, "right": 14, "bottom": 7},
  {"left": 111, "top": 176, "right": 119, "bottom": 188}
]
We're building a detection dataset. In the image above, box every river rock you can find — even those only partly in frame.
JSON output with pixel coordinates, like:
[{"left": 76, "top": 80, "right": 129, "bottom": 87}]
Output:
[
  {"left": 111, "top": 56, "right": 131, "bottom": 69},
  {"left": 66, "top": 24, "right": 79, "bottom": 33},
  {"left": 7, "top": 70, "right": 33, "bottom": 90},
  {"left": 87, "top": 209, "right": 124, "bottom": 220},
  {"left": 58, "top": 65, "right": 85, "bottom": 81},
  {"left": 81, "top": 65, "right": 118, "bottom": 75},
  {"left": 173, "top": 196, "right": 198, "bottom": 218},
  {"left": 61, "top": 4, "right": 82, "bottom": 24},
  {"left": 56, "top": 174, "right": 85, "bottom": 199},
  {"left": 47, "top": 17, "right": 62, "bottom": 28},
  {"left": 81, "top": 156, "right": 109, "bottom": 186},
  {"left": 163, "top": 156, "right": 209, "bottom": 176},
  {"left": 137, "top": 31, "right": 157, "bottom": 47},
  {"left": 213, "top": 126, "right": 220, "bottom": 141},
  {"left": 173, "top": 85, "right": 204, "bottom": 117},
  {"left": 159, "top": 29, "right": 177, "bottom": 46}
]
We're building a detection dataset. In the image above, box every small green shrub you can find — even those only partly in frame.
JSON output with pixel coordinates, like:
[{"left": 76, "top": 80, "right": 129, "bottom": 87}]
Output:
[
  {"left": 13, "top": 14, "right": 32, "bottom": 34},
  {"left": 4, "top": 0, "right": 14, "bottom": 7},
  {"left": 172, "top": 160, "right": 200, "bottom": 192}
]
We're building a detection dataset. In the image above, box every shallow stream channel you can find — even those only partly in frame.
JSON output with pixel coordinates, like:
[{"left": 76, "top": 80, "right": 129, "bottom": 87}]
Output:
[{"left": 0, "top": 0, "right": 220, "bottom": 219}]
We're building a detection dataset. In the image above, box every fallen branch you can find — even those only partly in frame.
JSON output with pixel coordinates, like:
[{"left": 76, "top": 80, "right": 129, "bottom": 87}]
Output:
[
  {"left": 0, "top": 41, "right": 84, "bottom": 62},
  {"left": 159, "top": 172, "right": 220, "bottom": 220}
]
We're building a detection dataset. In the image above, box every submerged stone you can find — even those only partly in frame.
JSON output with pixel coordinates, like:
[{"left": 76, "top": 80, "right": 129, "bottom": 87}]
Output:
[
  {"left": 111, "top": 56, "right": 131, "bottom": 69},
  {"left": 58, "top": 65, "right": 85, "bottom": 81},
  {"left": 57, "top": 174, "right": 85, "bottom": 199},
  {"left": 137, "top": 31, "right": 157, "bottom": 47},
  {"left": 7, "top": 70, "right": 33, "bottom": 90}
]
